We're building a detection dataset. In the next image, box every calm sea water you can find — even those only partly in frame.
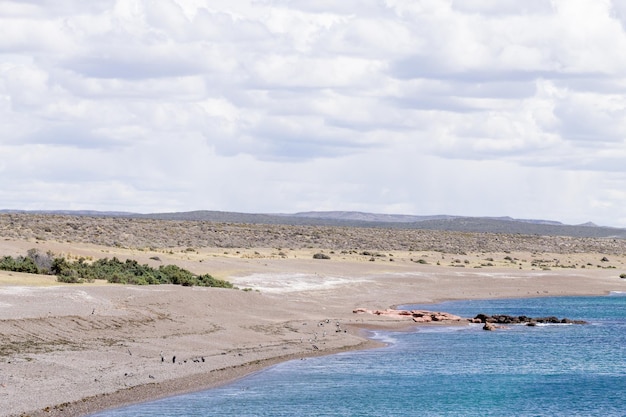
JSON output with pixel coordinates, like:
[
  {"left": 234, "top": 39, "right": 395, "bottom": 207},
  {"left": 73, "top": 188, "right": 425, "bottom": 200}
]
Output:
[{"left": 90, "top": 294, "right": 626, "bottom": 417}]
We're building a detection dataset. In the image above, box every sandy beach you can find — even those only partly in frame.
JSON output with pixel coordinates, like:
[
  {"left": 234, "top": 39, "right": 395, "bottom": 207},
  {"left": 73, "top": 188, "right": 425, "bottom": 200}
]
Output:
[{"left": 2, "top": 228, "right": 626, "bottom": 417}]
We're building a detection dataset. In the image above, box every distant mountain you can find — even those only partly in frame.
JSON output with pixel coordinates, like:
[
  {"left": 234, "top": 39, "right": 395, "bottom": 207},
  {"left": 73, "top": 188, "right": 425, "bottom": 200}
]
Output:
[
  {"left": 2, "top": 209, "right": 625, "bottom": 239},
  {"left": 0, "top": 209, "right": 134, "bottom": 217},
  {"left": 577, "top": 221, "right": 599, "bottom": 227},
  {"left": 288, "top": 211, "right": 564, "bottom": 226},
  {"left": 398, "top": 216, "right": 626, "bottom": 239},
  {"left": 285, "top": 211, "right": 457, "bottom": 223},
  {"left": 284, "top": 211, "right": 624, "bottom": 238}
]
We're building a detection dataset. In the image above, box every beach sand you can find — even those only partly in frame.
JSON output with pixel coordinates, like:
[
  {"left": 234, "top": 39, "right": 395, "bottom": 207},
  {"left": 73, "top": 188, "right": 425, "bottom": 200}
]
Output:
[{"left": 1, "top": 237, "right": 626, "bottom": 417}]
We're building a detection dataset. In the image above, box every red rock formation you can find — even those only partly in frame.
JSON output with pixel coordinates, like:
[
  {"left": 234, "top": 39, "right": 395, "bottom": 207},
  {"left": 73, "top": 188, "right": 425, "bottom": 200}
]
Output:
[{"left": 353, "top": 308, "right": 463, "bottom": 323}]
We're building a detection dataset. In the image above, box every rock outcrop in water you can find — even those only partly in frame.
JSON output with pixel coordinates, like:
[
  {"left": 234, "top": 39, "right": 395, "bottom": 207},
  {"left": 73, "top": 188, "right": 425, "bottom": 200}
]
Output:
[
  {"left": 472, "top": 314, "right": 587, "bottom": 329},
  {"left": 353, "top": 308, "right": 587, "bottom": 328},
  {"left": 353, "top": 308, "right": 463, "bottom": 323}
]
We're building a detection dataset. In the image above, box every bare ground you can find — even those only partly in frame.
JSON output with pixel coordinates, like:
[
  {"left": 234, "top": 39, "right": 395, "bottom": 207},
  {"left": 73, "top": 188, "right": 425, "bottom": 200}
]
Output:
[{"left": 1, "top": 214, "right": 626, "bottom": 417}]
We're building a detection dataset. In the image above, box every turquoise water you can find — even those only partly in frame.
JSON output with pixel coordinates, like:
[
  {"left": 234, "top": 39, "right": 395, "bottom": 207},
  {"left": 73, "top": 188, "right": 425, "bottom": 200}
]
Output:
[{"left": 90, "top": 294, "right": 626, "bottom": 417}]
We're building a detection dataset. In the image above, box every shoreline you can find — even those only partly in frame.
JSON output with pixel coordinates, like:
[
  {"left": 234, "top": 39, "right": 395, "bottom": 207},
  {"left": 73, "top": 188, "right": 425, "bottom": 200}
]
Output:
[
  {"left": 35, "top": 339, "right": 381, "bottom": 417},
  {"left": 2, "top": 237, "right": 626, "bottom": 417},
  {"left": 18, "top": 290, "right": 620, "bottom": 417}
]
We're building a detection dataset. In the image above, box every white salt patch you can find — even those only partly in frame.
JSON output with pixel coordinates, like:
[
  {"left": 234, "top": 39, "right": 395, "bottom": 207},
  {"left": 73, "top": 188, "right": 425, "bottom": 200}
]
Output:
[
  {"left": 232, "top": 273, "right": 371, "bottom": 293},
  {"left": 65, "top": 290, "right": 96, "bottom": 302},
  {"left": 0, "top": 286, "right": 54, "bottom": 296},
  {"left": 383, "top": 272, "right": 435, "bottom": 278},
  {"left": 125, "top": 286, "right": 163, "bottom": 292},
  {"left": 0, "top": 286, "right": 99, "bottom": 302},
  {"left": 462, "top": 271, "right": 556, "bottom": 279}
]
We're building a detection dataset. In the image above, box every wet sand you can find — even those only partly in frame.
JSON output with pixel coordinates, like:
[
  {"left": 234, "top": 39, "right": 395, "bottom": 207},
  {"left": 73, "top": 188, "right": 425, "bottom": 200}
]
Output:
[{"left": 1, "top": 238, "right": 625, "bottom": 417}]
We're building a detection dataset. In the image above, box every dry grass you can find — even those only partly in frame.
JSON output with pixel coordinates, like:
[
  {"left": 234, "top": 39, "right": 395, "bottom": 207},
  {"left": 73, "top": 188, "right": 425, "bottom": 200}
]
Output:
[
  {"left": 0, "top": 271, "right": 75, "bottom": 287},
  {"left": 2, "top": 213, "right": 626, "bottom": 256},
  {"left": 2, "top": 214, "right": 626, "bottom": 279}
]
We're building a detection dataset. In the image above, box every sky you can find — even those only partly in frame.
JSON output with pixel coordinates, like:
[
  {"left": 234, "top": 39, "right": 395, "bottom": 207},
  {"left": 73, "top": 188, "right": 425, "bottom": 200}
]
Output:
[{"left": 1, "top": 0, "right": 626, "bottom": 227}]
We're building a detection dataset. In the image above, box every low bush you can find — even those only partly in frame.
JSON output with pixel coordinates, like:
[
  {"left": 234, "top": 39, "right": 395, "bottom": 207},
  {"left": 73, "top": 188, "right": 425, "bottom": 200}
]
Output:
[
  {"left": 195, "top": 273, "right": 234, "bottom": 288},
  {"left": 0, "top": 255, "right": 39, "bottom": 274},
  {"left": 0, "top": 250, "right": 233, "bottom": 288}
]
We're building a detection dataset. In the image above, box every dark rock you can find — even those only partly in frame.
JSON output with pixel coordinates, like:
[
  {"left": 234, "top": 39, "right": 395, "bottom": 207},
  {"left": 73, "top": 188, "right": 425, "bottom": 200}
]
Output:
[
  {"left": 474, "top": 313, "right": 490, "bottom": 323},
  {"left": 474, "top": 314, "right": 587, "bottom": 325},
  {"left": 483, "top": 322, "right": 496, "bottom": 331}
]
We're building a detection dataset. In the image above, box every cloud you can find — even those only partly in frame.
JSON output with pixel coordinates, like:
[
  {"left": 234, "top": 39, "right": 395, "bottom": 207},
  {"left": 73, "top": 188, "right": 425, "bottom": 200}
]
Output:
[
  {"left": 2, "top": 0, "right": 626, "bottom": 226},
  {"left": 18, "top": 125, "right": 125, "bottom": 149},
  {"left": 611, "top": 0, "right": 626, "bottom": 30},
  {"left": 63, "top": 45, "right": 213, "bottom": 80},
  {"left": 249, "top": 55, "right": 383, "bottom": 89},
  {"left": 0, "top": 0, "right": 111, "bottom": 17},
  {"left": 553, "top": 90, "right": 626, "bottom": 143},
  {"left": 450, "top": 0, "right": 554, "bottom": 16}
]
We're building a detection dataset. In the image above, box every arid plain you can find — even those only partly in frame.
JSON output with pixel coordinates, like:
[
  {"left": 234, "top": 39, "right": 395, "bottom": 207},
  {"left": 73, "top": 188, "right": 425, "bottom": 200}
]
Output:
[{"left": 1, "top": 214, "right": 626, "bottom": 417}]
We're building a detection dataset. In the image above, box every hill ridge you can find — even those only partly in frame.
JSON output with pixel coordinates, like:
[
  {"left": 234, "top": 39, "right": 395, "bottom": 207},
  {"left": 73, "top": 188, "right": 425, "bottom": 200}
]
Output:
[{"left": 1, "top": 209, "right": 624, "bottom": 239}]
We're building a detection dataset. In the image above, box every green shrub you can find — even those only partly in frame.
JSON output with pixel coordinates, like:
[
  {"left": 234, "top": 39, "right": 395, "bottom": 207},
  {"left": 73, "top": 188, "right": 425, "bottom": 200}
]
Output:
[
  {"left": 56, "top": 269, "right": 87, "bottom": 283},
  {"left": 196, "top": 273, "right": 234, "bottom": 288},
  {"left": 0, "top": 255, "right": 39, "bottom": 274},
  {"left": 158, "top": 264, "right": 195, "bottom": 285},
  {"left": 0, "top": 251, "right": 233, "bottom": 288},
  {"left": 0, "top": 255, "right": 19, "bottom": 272}
]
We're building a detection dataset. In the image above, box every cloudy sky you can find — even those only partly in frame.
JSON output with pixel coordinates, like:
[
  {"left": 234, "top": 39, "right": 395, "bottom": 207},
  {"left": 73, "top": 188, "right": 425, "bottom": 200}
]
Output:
[{"left": 1, "top": 0, "right": 626, "bottom": 226}]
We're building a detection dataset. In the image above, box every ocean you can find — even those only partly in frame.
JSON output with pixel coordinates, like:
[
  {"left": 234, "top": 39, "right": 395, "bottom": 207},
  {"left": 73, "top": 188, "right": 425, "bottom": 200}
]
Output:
[{"left": 90, "top": 294, "right": 626, "bottom": 417}]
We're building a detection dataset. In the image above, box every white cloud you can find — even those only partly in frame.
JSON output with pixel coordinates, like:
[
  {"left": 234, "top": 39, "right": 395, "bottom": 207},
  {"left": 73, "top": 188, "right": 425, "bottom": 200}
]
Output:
[
  {"left": 250, "top": 55, "right": 384, "bottom": 89},
  {"left": 553, "top": 90, "right": 626, "bottom": 144},
  {"left": 1, "top": 63, "right": 51, "bottom": 110},
  {"left": 450, "top": 0, "right": 554, "bottom": 16},
  {"left": 1, "top": 0, "right": 626, "bottom": 226}
]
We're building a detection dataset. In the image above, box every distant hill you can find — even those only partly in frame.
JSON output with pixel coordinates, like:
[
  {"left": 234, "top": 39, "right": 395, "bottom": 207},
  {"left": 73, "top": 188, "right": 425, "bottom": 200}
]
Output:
[
  {"left": 399, "top": 216, "right": 626, "bottom": 239},
  {"left": 2, "top": 209, "right": 625, "bottom": 239},
  {"left": 285, "top": 211, "right": 458, "bottom": 223},
  {"left": 288, "top": 211, "right": 565, "bottom": 226},
  {"left": 283, "top": 211, "right": 625, "bottom": 239},
  {"left": 0, "top": 209, "right": 133, "bottom": 217}
]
